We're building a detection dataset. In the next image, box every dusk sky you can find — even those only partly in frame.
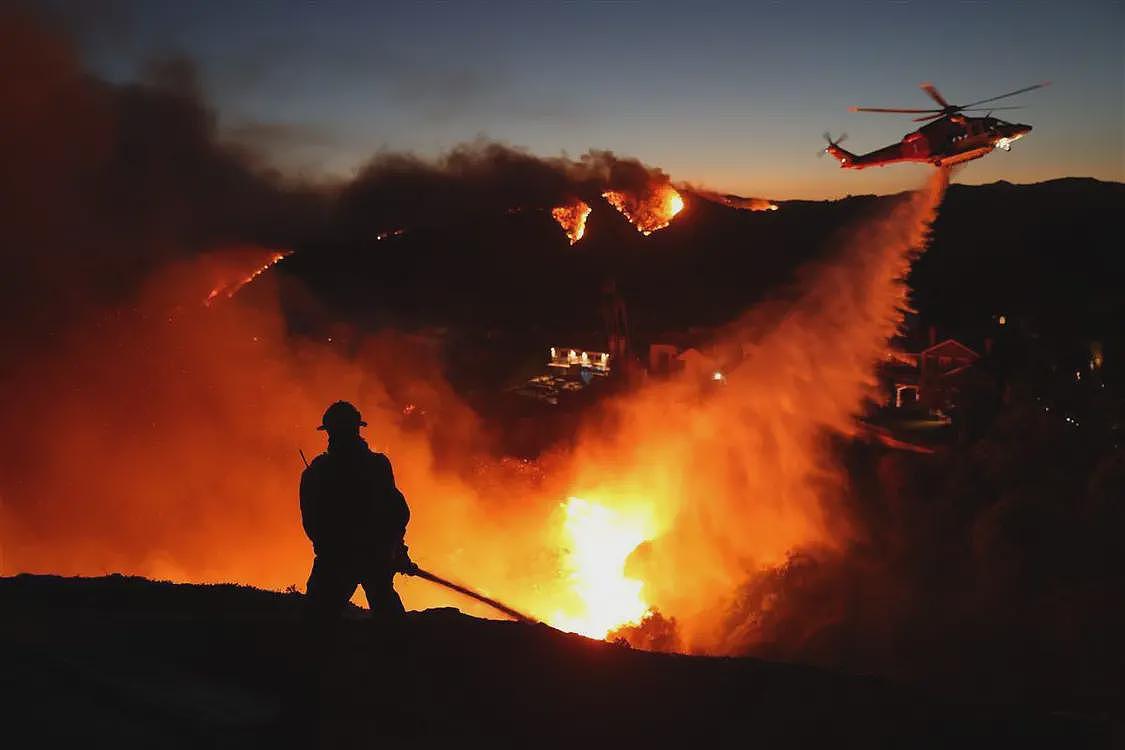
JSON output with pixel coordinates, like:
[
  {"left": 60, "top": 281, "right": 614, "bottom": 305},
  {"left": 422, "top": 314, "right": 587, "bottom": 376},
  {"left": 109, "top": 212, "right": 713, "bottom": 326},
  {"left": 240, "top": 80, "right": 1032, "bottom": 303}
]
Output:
[{"left": 58, "top": 0, "right": 1122, "bottom": 199}]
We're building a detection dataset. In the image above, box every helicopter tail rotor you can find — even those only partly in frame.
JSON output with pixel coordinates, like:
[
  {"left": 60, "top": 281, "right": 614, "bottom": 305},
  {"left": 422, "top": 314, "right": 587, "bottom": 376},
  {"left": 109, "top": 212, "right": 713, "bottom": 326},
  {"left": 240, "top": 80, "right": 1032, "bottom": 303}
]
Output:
[{"left": 818, "top": 131, "right": 847, "bottom": 157}]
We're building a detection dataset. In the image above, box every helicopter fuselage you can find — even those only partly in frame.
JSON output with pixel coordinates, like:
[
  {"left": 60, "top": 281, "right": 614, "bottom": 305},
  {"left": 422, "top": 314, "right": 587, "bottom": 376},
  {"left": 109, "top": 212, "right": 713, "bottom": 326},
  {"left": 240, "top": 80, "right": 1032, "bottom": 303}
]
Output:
[{"left": 828, "top": 116, "right": 1032, "bottom": 169}]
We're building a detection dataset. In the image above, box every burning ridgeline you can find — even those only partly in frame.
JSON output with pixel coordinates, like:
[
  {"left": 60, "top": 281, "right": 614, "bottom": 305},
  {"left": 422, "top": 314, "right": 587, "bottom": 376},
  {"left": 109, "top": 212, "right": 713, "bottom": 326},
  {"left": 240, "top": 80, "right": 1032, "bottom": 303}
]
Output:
[
  {"left": 580, "top": 183, "right": 780, "bottom": 242},
  {"left": 550, "top": 185, "right": 777, "bottom": 245},
  {"left": 550, "top": 184, "right": 683, "bottom": 243},
  {"left": 344, "top": 143, "right": 698, "bottom": 248},
  {"left": 204, "top": 249, "right": 292, "bottom": 306}
]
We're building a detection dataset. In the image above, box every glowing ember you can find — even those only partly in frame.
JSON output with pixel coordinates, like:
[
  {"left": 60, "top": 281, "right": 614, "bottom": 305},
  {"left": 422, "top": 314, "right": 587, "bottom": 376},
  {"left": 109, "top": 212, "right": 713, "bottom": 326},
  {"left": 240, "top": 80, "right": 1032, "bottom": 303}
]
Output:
[
  {"left": 602, "top": 184, "right": 684, "bottom": 235},
  {"left": 549, "top": 497, "right": 654, "bottom": 639},
  {"left": 551, "top": 200, "right": 592, "bottom": 245},
  {"left": 204, "top": 250, "right": 291, "bottom": 306}
]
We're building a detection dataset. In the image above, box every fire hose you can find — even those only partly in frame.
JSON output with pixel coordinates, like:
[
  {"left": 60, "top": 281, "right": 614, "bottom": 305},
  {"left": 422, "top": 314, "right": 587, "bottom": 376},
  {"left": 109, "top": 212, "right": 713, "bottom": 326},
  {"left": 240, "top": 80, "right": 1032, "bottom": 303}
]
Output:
[
  {"left": 406, "top": 566, "right": 538, "bottom": 624},
  {"left": 300, "top": 449, "right": 537, "bottom": 625}
]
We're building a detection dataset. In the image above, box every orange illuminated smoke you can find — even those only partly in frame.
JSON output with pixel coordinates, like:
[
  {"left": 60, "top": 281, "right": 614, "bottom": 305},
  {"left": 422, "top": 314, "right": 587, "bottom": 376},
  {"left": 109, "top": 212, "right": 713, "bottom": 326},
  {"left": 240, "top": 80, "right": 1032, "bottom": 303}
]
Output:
[
  {"left": 603, "top": 184, "right": 684, "bottom": 235},
  {"left": 204, "top": 250, "right": 291, "bottom": 306},
  {"left": 551, "top": 200, "right": 592, "bottom": 245}
]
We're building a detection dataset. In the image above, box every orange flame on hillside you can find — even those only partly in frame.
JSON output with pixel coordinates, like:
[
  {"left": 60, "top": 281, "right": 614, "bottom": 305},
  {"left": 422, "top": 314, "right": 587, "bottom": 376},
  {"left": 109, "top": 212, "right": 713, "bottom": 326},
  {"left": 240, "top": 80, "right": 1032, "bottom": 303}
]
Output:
[
  {"left": 548, "top": 497, "right": 656, "bottom": 638},
  {"left": 551, "top": 201, "right": 592, "bottom": 245},
  {"left": 204, "top": 249, "right": 291, "bottom": 306},
  {"left": 603, "top": 184, "right": 684, "bottom": 235},
  {"left": 691, "top": 189, "right": 778, "bottom": 212}
]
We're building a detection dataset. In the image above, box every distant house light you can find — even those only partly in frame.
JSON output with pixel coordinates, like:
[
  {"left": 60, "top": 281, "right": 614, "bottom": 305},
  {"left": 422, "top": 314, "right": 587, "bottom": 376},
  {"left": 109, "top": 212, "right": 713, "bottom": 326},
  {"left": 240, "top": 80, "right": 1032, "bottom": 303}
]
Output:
[
  {"left": 998, "top": 315, "right": 1006, "bottom": 326},
  {"left": 548, "top": 345, "right": 611, "bottom": 374}
]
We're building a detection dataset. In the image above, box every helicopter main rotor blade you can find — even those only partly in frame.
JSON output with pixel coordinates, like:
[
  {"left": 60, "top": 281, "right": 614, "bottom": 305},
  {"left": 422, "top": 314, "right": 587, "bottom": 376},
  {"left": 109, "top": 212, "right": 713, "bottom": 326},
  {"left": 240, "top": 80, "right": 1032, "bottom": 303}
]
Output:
[
  {"left": 919, "top": 82, "right": 951, "bottom": 109},
  {"left": 961, "top": 82, "right": 1050, "bottom": 109},
  {"left": 912, "top": 113, "right": 947, "bottom": 122},
  {"left": 851, "top": 106, "right": 942, "bottom": 114},
  {"left": 960, "top": 106, "right": 1025, "bottom": 112}
]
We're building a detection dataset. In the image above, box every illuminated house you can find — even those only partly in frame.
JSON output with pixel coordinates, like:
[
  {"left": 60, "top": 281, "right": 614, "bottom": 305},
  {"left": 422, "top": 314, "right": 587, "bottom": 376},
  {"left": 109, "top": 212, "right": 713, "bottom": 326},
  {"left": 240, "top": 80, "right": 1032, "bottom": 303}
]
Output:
[
  {"left": 509, "top": 347, "right": 611, "bottom": 407},
  {"left": 889, "top": 338, "right": 980, "bottom": 409},
  {"left": 548, "top": 347, "right": 611, "bottom": 375}
]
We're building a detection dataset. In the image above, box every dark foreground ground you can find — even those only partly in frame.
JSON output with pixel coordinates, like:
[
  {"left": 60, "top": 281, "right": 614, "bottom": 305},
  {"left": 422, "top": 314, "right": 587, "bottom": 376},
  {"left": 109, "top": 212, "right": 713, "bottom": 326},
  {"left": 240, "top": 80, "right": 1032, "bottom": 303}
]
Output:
[{"left": 0, "top": 574, "right": 1112, "bottom": 748}]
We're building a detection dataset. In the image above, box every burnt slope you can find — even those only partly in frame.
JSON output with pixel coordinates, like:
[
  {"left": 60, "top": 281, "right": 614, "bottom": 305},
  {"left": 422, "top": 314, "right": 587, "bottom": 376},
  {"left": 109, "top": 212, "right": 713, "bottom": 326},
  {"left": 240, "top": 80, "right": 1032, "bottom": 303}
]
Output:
[{"left": 0, "top": 574, "right": 1106, "bottom": 747}]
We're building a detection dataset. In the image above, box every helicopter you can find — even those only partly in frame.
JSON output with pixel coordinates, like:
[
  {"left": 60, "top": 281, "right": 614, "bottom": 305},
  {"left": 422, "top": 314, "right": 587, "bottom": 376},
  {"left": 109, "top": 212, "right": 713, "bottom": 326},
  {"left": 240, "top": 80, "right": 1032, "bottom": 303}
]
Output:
[{"left": 822, "top": 82, "right": 1049, "bottom": 169}]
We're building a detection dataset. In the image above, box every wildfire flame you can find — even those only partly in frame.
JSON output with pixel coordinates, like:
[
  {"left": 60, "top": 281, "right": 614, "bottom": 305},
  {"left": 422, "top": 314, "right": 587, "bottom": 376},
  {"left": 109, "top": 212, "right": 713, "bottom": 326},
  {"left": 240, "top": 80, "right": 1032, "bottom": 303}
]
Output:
[
  {"left": 551, "top": 201, "right": 592, "bottom": 245},
  {"left": 549, "top": 497, "right": 655, "bottom": 639},
  {"left": 603, "top": 184, "right": 684, "bottom": 235},
  {"left": 204, "top": 249, "right": 291, "bottom": 306},
  {"left": 691, "top": 189, "right": 778, "bottom": 212}
]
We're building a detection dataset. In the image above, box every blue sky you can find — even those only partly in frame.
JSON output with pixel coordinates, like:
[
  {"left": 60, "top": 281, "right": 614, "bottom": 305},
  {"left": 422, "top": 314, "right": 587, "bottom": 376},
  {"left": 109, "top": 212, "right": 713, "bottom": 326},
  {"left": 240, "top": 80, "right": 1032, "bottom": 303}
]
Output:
[{"left": 62, "top": 0, "right": 1123, "bottom": 199}]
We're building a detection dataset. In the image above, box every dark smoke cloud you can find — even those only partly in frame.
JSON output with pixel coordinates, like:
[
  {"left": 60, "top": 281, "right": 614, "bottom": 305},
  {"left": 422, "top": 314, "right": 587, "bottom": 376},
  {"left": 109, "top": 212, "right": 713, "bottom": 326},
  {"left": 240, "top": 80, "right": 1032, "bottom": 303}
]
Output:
[
  {"left": 0, "top": 7, "right": 326, "bottom": 359},
  {"left": 337, "top": 141, "right": 674, "bottom": 237},
  {"left": 0, "top": 7, "right": 674, "bottom": 339}
]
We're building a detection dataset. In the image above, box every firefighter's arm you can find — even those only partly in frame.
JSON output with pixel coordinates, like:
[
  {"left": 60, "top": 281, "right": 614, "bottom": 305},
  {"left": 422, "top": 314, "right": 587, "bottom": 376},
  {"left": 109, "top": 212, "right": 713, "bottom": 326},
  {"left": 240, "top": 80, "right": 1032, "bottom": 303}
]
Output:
[
  {"left": 298, "top": 464, "right": 321, "bottom": 545},
  {"left": 395, "top": 543, "right": 420, "bottom": 575},
  {"left": 376, "top": 453, "right": 410, "bottom": 536},
  {"left": 376, "top": 453, "right": 414, "bottom": 573}
]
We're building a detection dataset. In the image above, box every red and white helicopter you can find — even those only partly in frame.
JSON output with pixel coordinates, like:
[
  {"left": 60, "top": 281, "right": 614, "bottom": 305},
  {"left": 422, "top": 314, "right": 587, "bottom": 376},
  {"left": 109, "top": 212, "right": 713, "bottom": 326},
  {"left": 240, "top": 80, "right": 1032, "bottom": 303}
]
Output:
[{"left": 823, "top": 81, "right": 1049, "bottom": 169}]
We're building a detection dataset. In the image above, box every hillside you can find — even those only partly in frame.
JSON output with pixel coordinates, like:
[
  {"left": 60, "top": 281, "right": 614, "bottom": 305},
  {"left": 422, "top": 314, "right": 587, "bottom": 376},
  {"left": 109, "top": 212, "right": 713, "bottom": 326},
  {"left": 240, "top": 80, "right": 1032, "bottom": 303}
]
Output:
[
  {"left": 279, "top": 177, "right": 1124, "bottom": 362},
  {"left": 0, "top": 574, "right": 1107, "bottom": 746}
]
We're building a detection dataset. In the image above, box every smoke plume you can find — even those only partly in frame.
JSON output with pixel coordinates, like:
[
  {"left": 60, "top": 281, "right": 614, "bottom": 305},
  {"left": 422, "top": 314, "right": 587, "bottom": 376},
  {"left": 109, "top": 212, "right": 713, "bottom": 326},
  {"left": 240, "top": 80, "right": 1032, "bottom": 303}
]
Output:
[{"left": 338, "top": 142, "right": 679, "bottom": 238}]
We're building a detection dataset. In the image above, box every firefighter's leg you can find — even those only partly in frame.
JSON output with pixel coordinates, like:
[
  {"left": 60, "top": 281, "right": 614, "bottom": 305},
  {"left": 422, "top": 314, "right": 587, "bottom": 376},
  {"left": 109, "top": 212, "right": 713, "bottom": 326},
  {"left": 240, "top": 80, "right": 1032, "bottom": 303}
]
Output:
[
  {"left": 303, "top": 556, "right": 361, "bottom": 671},
  {"left": 360, "top": 567, "right": 405, "bottom": 625},
  {"left": 305, "top": 556, "right": 360, "bottom": 630},
  {"left": 360, "top": 569, "right": 413, "bottom": 732},
  {"left": 298, "top": 557, "right": 359, "bottom": 744},
  {"left": 360, "top": 566, "right": 407, "bottom": 670}
]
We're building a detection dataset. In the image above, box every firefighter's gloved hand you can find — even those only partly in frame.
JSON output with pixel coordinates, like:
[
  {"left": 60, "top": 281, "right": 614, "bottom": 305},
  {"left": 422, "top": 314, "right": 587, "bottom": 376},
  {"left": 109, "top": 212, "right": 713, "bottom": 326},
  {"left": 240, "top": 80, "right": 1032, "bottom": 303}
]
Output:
[{"left": 396, "top": 544, "right": 420, "bottom": 575}]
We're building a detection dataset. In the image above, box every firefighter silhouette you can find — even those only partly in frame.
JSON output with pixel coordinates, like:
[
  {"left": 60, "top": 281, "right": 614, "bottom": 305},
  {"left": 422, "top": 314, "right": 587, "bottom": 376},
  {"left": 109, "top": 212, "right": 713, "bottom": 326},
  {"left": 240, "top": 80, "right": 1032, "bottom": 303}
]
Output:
[{"left": 299, "top": 401, "right": 415, "bottom": 625}]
